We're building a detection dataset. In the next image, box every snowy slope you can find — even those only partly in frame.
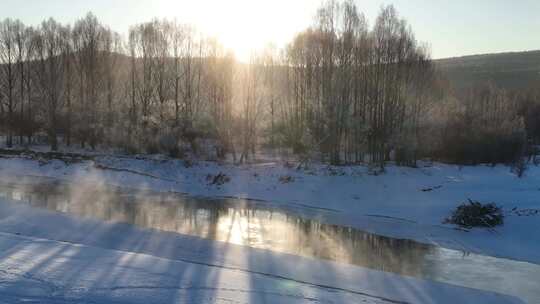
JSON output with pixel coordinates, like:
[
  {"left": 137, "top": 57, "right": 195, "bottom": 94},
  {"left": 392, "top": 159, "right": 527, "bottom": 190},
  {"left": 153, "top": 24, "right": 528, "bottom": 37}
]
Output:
[
  {"left": 0, "top": 232, "right": 387, "bottom": 304},
  {"left": 0, "top": 200, "right": 524, "bottom": 304}
]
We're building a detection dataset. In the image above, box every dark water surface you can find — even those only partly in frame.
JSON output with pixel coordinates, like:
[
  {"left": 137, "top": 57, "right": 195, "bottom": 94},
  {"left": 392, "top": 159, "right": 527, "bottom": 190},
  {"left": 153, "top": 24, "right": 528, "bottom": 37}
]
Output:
[{"left": 0, "top": 179, "right": 537, "bottom": 303}]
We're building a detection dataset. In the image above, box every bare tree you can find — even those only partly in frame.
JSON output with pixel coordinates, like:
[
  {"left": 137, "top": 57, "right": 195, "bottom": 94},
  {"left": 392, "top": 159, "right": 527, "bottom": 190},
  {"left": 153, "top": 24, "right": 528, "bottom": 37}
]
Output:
[
  {"left": 205, "top": 38, "right": 235, "bottom": 159},
  {"left": 72, "top": 12, "right": 104, "bottom": 148},
  {"left": 238, "top": 54, "right": 265, "bottom": 163},
  {"left": 23, "top": 26, "right": 37, "bottom": 143},
  {"left": 0, "top": 19, "right": 17, "bottom": 147},
  {"left": 129, "top": 21, "right": 157, "bottom": 138},
  {"left": 102, "top": 27, "right": 122, "bottom": 134},
  {"left": 60, "top": 24, "right": 73, "bottom": 146},
  {"left": 34, "top": 18, "right": 66, "bottom": 151},
  {"left": 13, "top": 20, "right": 29, "bottom": 144}
]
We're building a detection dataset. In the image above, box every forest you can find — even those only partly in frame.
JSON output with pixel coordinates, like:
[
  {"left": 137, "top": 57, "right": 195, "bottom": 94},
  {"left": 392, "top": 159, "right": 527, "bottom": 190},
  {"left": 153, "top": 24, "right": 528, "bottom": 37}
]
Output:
[{"left": 0, "top": 0, "right": 539, "bottom": 169}]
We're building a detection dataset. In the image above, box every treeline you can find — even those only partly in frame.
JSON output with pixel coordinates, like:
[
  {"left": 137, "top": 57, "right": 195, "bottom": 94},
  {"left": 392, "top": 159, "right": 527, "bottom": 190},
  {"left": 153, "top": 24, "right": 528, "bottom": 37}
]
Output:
[
  {"left": 0, "top": 0, "right": 538, "bottom": 168},
  {"left": 0, "top": 14, "right": 236, "bottom": 155},
  {"left": 431, "top": 84, "right": 531, "bottom": 166},
  {"left": 278, "top": 3, "right": 435, "bottom": 166}
]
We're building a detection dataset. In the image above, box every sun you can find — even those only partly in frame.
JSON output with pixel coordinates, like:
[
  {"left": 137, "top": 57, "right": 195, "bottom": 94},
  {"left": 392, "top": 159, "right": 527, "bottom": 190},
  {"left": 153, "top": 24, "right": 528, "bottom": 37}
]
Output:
[
  {"left": 196, "top": 0, "right": 277, "bottom": 61},
  {"left": 158, "top": 0, "right": 308, "bottom": 62}
]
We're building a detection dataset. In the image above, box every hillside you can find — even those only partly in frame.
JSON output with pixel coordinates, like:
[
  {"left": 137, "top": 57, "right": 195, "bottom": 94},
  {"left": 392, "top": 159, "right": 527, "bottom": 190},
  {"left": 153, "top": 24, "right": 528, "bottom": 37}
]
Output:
[{"left": 435, "top": 50, "right": 540, "bottom": 91}]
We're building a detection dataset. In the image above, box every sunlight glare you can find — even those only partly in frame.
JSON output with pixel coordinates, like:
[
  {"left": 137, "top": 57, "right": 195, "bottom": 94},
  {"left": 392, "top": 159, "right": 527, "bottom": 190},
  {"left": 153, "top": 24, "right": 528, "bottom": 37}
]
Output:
[{"left": 157, "top": 0, "right": 318, "bottom": 61}]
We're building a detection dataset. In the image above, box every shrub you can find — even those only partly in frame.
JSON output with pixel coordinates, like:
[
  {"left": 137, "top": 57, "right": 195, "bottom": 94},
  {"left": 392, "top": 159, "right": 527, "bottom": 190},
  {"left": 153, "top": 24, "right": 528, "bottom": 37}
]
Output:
[
  {"left": 445, "top": 199, "right": 504, "bottom": 228},
  {"left": 278, "top": 175, "right": 295, "bottom": 183},
  {"left": 206, "top": 172, "right": 230, "bottom": 186},
  {"left": 512, "top": 156, "right": 527, "bottom": 178}
]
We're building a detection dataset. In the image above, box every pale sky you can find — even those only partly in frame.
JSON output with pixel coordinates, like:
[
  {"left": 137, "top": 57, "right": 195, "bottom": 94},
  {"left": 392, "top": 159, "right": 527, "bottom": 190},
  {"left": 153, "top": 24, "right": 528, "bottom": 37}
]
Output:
[{"left": 1, "top": 0, "right": 539, "bottom": 60}]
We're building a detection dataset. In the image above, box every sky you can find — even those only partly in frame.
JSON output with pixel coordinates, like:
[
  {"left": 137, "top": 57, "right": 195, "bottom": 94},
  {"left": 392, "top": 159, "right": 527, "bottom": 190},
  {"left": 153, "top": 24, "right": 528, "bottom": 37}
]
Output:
[{"left": 1, "top": 0, "right": 539, "bottom": 61}]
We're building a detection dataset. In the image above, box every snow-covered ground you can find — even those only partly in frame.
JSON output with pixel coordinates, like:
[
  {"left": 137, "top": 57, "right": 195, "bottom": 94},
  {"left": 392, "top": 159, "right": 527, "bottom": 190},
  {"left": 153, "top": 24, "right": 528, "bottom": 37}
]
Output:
[
  {"left": 0, "top": 200, "right": 524, "bottom": 304},
  {"left": 0, "top": 152, "right": 538, "bottom": 264},
  {"left": 0, "top": 149, "right": 538, "bottom": 303},
  {"left": 0, "top": 232, "right": 388, "bottom": 304}
]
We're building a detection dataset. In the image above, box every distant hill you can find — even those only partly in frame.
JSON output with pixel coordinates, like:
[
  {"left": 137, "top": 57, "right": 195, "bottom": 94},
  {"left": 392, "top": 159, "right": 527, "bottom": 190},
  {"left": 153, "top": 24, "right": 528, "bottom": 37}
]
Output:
[{"left": 434, "top": 50, "right": 540, "bottom": 91}]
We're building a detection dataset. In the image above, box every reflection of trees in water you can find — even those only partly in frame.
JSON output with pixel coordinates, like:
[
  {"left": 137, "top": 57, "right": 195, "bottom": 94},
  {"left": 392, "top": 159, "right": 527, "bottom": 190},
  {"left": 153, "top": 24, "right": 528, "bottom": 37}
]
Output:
[
  {"left": 0, "top": 183, "right": 432, "bottom": 277},
  {"left": 286, "top": 218, "right": 433, "bottom": 276}
]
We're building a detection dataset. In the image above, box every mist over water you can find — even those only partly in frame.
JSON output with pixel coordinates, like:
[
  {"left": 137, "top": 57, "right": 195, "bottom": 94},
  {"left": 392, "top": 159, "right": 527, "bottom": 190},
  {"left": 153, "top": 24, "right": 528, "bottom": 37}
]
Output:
[{"left": 0, "top": 177, "right": 433, "bottom": 276}]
